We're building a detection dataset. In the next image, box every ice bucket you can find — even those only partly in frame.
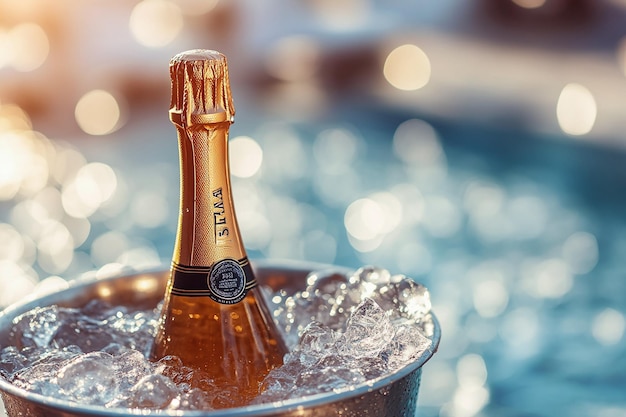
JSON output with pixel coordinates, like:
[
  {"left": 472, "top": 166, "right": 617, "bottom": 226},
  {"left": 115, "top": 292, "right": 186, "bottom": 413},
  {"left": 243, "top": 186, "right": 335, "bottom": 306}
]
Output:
[{"left": 0, "top": 261, "right": 440, "bottom": 417}]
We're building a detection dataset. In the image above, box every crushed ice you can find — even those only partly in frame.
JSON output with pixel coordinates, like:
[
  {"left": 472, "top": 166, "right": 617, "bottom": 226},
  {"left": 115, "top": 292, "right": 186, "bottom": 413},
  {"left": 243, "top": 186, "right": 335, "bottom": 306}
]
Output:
[
  {"left": 257, "top": 266, "right": 434, "bottom": 402},
  {"left": 0, "top": 266, "right": 435, "bottom": 410}
]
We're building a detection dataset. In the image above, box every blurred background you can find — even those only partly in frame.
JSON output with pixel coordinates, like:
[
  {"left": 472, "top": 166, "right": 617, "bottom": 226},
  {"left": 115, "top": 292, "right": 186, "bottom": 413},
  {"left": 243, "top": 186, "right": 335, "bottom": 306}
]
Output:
[{"left": 2, "top": 0, "right": 626, "bottom": 416}]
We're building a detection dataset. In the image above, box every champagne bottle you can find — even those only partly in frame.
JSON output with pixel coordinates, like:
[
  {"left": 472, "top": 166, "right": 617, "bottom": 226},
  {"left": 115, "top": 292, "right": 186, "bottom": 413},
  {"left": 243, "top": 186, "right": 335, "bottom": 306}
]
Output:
[{"left": 150, "top": 50, "right": 287, "bottom": 408}]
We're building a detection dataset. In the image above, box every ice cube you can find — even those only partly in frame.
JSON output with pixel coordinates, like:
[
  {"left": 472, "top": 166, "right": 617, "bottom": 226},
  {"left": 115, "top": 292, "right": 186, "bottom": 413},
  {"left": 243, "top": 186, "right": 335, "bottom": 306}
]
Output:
[
  {"left": 155, "top": 355, "right": 184, "bottom": 375},
  {"left": 12, "top": 363, "right": 61, "bottom": 397},
  {"left": 371, "top": 274, "right": 431, "bottom": 323},
  {"left": 112, "top": 349, "right": 155, "bottom": 390},
  {"left": 47, "top": 302, "right": 157, "bottom": 354},
  {"left": 10, "top": 346, "right": 82, "bottom": 396},
  {"left": 257, "top": 363, "right": 301, "bottom": 402},
  {"left": 0, "top": 346, "right": 27, "bottom": 379},
  {"left": 56, "top": 351, "right": 119, "bottom": 404},
  {"left": 355, "top": 356, "right": 389, "bottom": 380},
  {"left": 306, "top": 269, "right": 350, "bottom": 296},
  {"left": 256, "top": 322, "right": 339, "bottom": 403},
  {"left": 294, "top": 354, "right": 366, "bottom": 395},
  {"left": 53, "top": 316, "right": 116, "bottom": 352},
  {"left": 105, "top": 309, "right": 158, "bottom": 352},
  {"left": 352, "top": 265, "right": 393, "bottom": 287},
  {"left": 12, "top": 361, "right": 62, "bottom": 395},
  {"left": 383, "top": 324, "right": 431, "bottom": 371},
  {"left": 154, "top": 356, "right": 226, "bottom": 407},
  {"left": 254, "top": 267, "right": 435, "bottom": 403},
  {"left": 156, "top": 355, "right": 201, "bottom": 389},
  {"left": 122, "top": 374, "right": 178, "bottom": 409},
  {"left": 26, "top": 345, "right": 83, "bottom": 368},
  {"left": 304, "top": 269, "right": 352, "bottom": 330},
  {"left": 339, "top": 298, "right": 395, "bottom": 359},
  {"left": 174, "top": 387, "right": 212, "bottom": 411},
  {"left": 293, "top": 321, "right": 338, "bottom": 366},
  {"left": 10, "top": 306, "right": 69, "bottom": 349}
]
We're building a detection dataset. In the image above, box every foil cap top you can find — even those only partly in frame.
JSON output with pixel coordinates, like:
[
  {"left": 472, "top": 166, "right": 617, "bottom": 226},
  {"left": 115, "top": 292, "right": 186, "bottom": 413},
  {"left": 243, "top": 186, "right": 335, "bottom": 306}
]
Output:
[{"left": 169, "top": 49, "right": 235, "bottom": 127}]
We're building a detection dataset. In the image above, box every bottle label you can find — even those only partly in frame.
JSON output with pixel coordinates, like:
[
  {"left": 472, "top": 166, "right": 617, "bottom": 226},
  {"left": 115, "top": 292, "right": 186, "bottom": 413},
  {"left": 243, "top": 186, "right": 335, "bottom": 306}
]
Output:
[{"left": 170, "top": 258, "right": 257, "bottom": 304}]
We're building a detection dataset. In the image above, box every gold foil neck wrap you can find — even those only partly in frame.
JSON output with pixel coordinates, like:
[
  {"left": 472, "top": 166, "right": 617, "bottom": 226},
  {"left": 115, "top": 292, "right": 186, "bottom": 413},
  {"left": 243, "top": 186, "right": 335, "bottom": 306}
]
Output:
[{"left": 169, "top": 49, "right": 235, "bottom": 128}]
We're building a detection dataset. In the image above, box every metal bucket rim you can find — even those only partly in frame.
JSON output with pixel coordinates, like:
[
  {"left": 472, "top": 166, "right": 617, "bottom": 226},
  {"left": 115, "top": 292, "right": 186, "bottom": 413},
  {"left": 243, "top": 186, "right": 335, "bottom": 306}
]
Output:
[{"left": 0, "top": 262, "right": 441, "bottom": 417}]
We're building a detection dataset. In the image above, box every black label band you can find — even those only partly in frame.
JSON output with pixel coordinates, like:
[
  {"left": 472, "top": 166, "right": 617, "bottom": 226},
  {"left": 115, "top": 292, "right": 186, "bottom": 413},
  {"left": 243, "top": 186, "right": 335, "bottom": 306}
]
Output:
[{"left": 170, "top": 258, "right": 257, "bottom": 304}]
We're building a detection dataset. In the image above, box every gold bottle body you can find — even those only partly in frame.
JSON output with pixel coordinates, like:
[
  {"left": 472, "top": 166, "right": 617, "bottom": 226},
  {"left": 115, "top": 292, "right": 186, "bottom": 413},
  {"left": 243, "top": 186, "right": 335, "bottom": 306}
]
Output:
[
  {"left": 150, "top": 50, "right": 287, "bottom": 408},
  {"left": 152, "top": 287, "right": 286, "bottom": 407}
]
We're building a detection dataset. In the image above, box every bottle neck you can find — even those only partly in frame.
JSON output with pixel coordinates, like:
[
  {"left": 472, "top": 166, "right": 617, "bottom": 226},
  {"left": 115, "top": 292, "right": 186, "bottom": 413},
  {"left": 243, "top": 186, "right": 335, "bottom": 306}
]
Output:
[{"left": 173, "top": 123, "right": 246, "bottom": 267}]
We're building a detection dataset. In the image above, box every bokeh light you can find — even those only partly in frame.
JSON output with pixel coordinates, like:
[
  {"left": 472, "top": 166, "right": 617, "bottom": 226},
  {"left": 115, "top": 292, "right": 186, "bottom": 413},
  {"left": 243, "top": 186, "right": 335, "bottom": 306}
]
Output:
[
  {"left": 368, "top": 192, "right": 403, "bottom": 235},
  {"left": 31, "top": 187, "right": 65, "bottom": 223},
  {"left": 0, "top": 223, "right": 25, "bottom": 263},
  {"left": 556, "top": 83, "right": 597, "bottom": 136},
  {"left": 74, "top": 90, "right": 122, "bottom": 136},
  {"left": 61, "top": 162, "right": 118, "bottom": 218},
  {"left": 448, "top": 384, "right": 490, "bottom": 417},
  {"left": 393, "top": 119, "right": 442, "bottom": 165},
  {"left": 344, "top": 192, "right": 402, "bottom": 253},
  {"left": 521, "top": 258, "right": 573, "bottom": 299},
  {"left": 345, "top": 198, "right": 384, "bottom": 241},
  {"left": 230, "top": 136, "right": 263, "bottom": 178},
  {"left": 63, "top": 214, "right": 91, "bottom": 249},
  {"left": 473, "top": 279, "right": 509, "bottom": 318},
  {"left": 456, "top": 354, "right": 488, "bottom": 389},
  {"left": 592, "top": 308, "right": 625, "bottom": 346},
  {"left": 0, "top": 260, "right": 37, "bottom": 307},
  {"left": 511, "top": 0, "right": 547, "bottom": 8},
  {"left": 90, "top": 230, "right": 129, "bottom": 267},
  {"left": 0, "top": 130, "right": 50, "bottom": 201},
  {"left": 561, "top": 231, "right": 599, "bottom": 274},
  {"left": 33, "top": 275, "right": 69, "bottom": 297},
  {"left": 384, "top": 44, "right": 431, "bottom": 91},
  {"left": 0, "top": 103, "right": 33, "bottom": 130},
  {"left": 129, "top": 0, "right": 184, "bottom": 48},
  {"left": 36, "top": 219, "right": 74, "bottom": 274},
  {"left": 238, "top": 209, "right": 272, "bottom": 251},
  {"left": 2, "top": 22, "right": 49, "bottom": 72}
]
